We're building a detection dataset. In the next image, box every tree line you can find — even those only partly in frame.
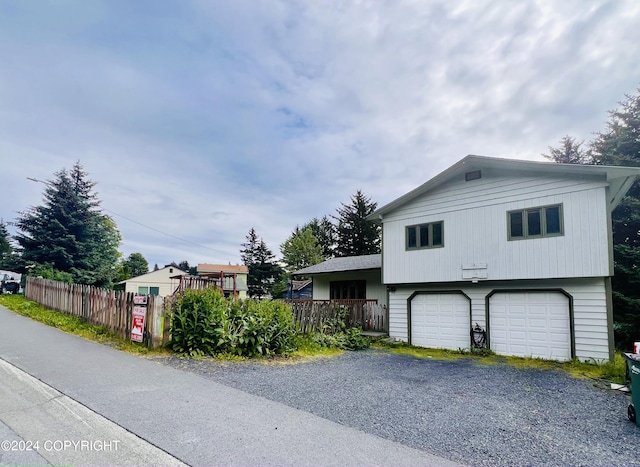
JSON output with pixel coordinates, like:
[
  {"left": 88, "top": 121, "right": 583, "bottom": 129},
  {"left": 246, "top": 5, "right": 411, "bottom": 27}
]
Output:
[
  {"left": 240, "top": 189, "right": 381, "bottom": 299},
  {"left": 0, "top": 163, "right": 207, "bottom": 288},
  {"left": 3, "top": 85, "right": 639, "bottom": 350},
  {"left": 542, "top": 87, "right": 640, "bottom": 349}
]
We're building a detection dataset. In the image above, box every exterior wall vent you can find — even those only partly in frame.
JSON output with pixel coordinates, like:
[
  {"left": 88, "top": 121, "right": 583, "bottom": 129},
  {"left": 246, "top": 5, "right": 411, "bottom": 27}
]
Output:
[{"left": 465, "top": 170, "right": 481, "bottom": 181}]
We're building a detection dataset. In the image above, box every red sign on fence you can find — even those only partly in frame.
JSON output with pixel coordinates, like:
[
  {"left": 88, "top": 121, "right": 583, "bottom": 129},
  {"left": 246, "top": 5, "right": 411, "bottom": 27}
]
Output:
[{"left": 131, "top": 306, "right": 146, "bottom": 343}]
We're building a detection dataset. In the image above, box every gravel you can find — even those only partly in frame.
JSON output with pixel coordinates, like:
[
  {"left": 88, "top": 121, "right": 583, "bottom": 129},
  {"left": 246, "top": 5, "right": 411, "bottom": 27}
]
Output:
[{"left": 154, "top": 350, "right": 639, "bottom": 467}]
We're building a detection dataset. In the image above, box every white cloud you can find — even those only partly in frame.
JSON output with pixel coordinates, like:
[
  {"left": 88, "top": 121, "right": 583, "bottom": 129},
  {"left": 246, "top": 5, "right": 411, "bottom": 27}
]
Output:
[{"left": 1, "top": 0, "right": 639, "bottom": 269}]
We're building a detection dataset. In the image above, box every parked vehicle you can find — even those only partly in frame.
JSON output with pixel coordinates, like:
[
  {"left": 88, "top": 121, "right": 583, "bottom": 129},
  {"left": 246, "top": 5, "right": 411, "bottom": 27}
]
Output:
[{"left": 0, "top": 270, "right": 21, "bottom": 294}]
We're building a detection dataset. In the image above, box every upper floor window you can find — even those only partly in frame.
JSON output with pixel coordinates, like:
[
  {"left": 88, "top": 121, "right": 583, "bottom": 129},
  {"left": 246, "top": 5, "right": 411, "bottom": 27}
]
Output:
[
  {"left": 508, "top": 204, "right": 563, "bottom": 240},
  {"left": 406, "top": 221, "right": 444, "bottom": 250}
]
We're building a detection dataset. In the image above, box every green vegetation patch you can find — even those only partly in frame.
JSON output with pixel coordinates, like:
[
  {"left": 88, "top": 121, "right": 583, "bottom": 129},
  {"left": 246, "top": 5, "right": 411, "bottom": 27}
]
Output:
[{"left": 0, "top": 295, "right": 167, "bottom": 355}]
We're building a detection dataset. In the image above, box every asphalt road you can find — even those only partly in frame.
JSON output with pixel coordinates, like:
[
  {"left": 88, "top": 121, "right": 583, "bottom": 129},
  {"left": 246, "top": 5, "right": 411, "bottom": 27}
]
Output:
[{"left": 0, "top": 305, "right": 459, "bottom": 467}]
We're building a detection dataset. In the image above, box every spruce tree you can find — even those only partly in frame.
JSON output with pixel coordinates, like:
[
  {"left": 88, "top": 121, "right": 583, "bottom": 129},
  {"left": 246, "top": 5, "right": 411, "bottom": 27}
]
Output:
[
  {"left": 0, "top": 220, "right": 17, "bottom": 270},
  {"left": 591, "top": 89, "right": 640, "bottom": 349},
  {"left": 544, "top": 87, "right": 640, "bottom": 348},
  {"left": 15, "top": 162, "right": 121, "bottom": 287},
  {"left": 241, "top": 228, "right": 282, "bottom": 298},
  {"left": 333, "top": 190, "right": 381, "bottom": 257}
]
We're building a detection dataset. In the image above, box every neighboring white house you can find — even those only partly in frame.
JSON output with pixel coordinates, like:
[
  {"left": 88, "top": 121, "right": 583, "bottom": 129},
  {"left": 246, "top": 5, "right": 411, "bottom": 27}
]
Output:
[
  {"left": 293, "top": 254, "right": 386, "bottom": 306},
  {"left": 118, "top": 266, "right": 187, "bottom": 297},
  {"left": 367, "top": 155, "right": 640, "bottom": 362}
]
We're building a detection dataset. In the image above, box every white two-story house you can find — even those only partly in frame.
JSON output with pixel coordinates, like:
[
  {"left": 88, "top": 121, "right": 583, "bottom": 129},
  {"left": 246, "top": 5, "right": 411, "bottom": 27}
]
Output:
[{"left": 369, "top": 155, "right": 640, "bottom": 362}]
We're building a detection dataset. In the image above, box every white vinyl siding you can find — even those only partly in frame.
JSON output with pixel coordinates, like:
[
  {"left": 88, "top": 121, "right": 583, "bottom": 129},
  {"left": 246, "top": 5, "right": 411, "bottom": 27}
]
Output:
[
  {"left": 383, "top": 173, "right": 610, "bottom": 284},
  {"left": 387, "top": 278, "right": 609, "bottom": 362}
]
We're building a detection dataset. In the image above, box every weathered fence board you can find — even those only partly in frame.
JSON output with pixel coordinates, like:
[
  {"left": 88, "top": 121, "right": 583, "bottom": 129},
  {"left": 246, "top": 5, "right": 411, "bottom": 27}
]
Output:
[
  {"left": 24, "top": 277, "right": 171, "bottom": 348},
  {"left": 284, "top": 299, "right": 387, "bottom": 334}
]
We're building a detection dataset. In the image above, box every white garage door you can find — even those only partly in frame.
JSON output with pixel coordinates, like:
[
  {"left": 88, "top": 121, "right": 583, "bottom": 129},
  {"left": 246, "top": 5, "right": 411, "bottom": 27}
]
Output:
[
  {"left": 489, "top": 291, "right": 571, "bottom": 361},
  {"left": 411, "top": 293, "right": 470, "bottom": 350}
]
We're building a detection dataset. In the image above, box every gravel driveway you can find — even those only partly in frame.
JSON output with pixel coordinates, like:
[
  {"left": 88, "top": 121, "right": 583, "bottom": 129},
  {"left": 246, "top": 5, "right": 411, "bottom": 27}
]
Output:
[{"left": 155, "top": 350, "right": 638, "bottom": 467}]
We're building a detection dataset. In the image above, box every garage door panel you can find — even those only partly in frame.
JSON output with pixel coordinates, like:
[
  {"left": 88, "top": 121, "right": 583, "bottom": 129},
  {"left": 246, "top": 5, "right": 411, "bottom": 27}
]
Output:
[
  {"left": 529, "top": 319, "right": 548, "bottom": 329},
  {"left": 490, "top": 291, "right": 571, "bottom": 361},
  {"left": 411, "top": 294, "right": 470, "bottom": 350}
]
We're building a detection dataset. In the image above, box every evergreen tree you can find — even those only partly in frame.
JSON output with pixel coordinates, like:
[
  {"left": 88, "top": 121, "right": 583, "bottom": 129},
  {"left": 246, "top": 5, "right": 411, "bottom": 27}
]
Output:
[
  {"left": 542, "top": 136, "right": 594, "bottom": 164},
  {"left": 241, "top": 228, "right": 282, "bottom": 298},
  {"left": 280, "top": 227, "right": 323, "bottom": 273},
  {"left": 174, "top": 260, "right": 197, "bottom": 275},
  {"left": 302, "top": 216, "right": 336, "bottom": 259},
  {"left": 15, "top": 162, "right": 121, "bottom": 287},
  {"left": 544, "top": 87, "right": 640, "bottom": 349},
  {"left": 333, "top": 190, "right": 381, "bottom": 257},
  {"left": 0, "top": 220, "right": 13, "bottom": 269},
  {"left": 590, "top": 89, "right": 640, "bottom": 349}
]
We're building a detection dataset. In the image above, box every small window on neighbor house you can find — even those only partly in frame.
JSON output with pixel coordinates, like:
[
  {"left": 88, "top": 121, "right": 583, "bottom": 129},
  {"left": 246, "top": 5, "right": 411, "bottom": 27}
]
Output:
[
  {"left": 508, "top": 204, "right": 563, "bottom": 240},
  {"left": 138, "top": 286, "right": 149, "bottom": 295},
  {"left": 149, "top": 287, "right": 160, "bottom": 296},
  {"left": 406, "top": 221, "right": 444, "bottom": 250},
  {"left": 169, "top": 268, "right": 173, "bottom": 273}
]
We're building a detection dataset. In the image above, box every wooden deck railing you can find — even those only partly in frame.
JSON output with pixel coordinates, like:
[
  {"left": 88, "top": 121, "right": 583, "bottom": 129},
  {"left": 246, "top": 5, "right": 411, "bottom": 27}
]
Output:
[{"left": 284, "top": 299, "right": 387, "bottom": 334}]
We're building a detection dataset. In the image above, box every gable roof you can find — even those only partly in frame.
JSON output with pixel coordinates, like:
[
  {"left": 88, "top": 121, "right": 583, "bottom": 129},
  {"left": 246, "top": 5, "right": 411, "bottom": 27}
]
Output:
[
  {"left": 369, "top": 155, "right": 640, "bottom": 220},
  {"left": 293, "top": 254, "right": 381, "bottom": 276},
  {"left": 118, "top": 266, "right": 187, "bottom": 284},
  {"left": 197, "top": 263, "right": 249, "bottom": 274}
]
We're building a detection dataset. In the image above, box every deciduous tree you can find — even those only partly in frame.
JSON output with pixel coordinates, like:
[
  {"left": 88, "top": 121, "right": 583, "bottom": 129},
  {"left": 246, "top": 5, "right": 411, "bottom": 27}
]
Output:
[
  {"left": 302, "top": 216, "right": 336, "bottom": 259},
  {"left": 280, "top": 227, "right": 323, "bottom": 273}
]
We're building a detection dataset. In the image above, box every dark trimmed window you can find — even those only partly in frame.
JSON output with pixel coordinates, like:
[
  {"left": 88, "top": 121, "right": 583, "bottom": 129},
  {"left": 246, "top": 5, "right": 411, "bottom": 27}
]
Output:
[
  {"left": 330, "top": 280, "right": 366, "bottom": 299},
  {"left": 406, "top": 221, "right": 444, "bottom": 250},
  {"left": 508, "top": 204, "right": 563, "bottom": 240}
]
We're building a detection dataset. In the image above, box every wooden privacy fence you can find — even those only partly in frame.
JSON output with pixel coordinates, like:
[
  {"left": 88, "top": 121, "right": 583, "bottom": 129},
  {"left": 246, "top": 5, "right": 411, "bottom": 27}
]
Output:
[
  {"left": 284, "top": 299, "right": 387, "bottom": 334},
  {"left": 24, "top": 277, "right": 171, "bottom": 348}
]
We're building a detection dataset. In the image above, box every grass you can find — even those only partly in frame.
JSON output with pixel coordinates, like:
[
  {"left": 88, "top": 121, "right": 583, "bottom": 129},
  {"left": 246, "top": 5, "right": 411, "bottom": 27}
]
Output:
[
  {"left": 3, "top": 294, "right": 625, "bottom": 381},
  {"left": 374, "top": 340, "right": 629, "bottom": 384},
  {"left": 0, "top": 294, "right": 170, "bottom": 356},
  {"left": 0, "top": 294, "right": 342, "bottom": 362}
]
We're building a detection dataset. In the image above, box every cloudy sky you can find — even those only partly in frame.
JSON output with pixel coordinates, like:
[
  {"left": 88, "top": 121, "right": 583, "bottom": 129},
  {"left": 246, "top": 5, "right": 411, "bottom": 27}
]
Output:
[{"left": 1, "top": 0, "right": 639, "bottom": 270}]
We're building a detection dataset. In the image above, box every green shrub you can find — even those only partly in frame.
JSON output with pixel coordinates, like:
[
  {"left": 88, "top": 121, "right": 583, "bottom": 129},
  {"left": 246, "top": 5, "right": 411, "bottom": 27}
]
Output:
[
  {"left": 169, "top": 289, "right": 296, "bottom": 357},
  {"left": 312, "top": 327, "right": 371, "bottom": 350},
  {"left": 311, "top": 307, "right": 371, "bottom": 351}
]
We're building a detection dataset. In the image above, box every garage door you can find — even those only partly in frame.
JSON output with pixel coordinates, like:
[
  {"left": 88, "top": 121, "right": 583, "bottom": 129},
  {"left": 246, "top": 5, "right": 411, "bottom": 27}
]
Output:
[
  {"left": 489, "top": 291, "right": 571, "bottom": 361},
  {"left": 411, "top": 293, "right": 470, "bottom": 350}
]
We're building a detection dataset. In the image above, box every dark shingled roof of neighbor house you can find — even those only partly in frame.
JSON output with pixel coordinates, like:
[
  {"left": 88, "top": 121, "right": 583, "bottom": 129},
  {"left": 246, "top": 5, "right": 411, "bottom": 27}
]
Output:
[{"left": 293, "top": 254, "right": 381, "bottom": 276}]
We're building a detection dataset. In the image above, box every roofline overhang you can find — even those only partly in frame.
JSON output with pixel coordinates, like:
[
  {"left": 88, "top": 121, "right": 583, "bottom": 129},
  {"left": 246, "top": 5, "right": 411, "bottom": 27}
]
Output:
[
  {"left": 291, "top": 267, "right": 382, "bottom": 277},
  {"left": 368, "top": 155, "right": 640, "bottom": 220}
]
